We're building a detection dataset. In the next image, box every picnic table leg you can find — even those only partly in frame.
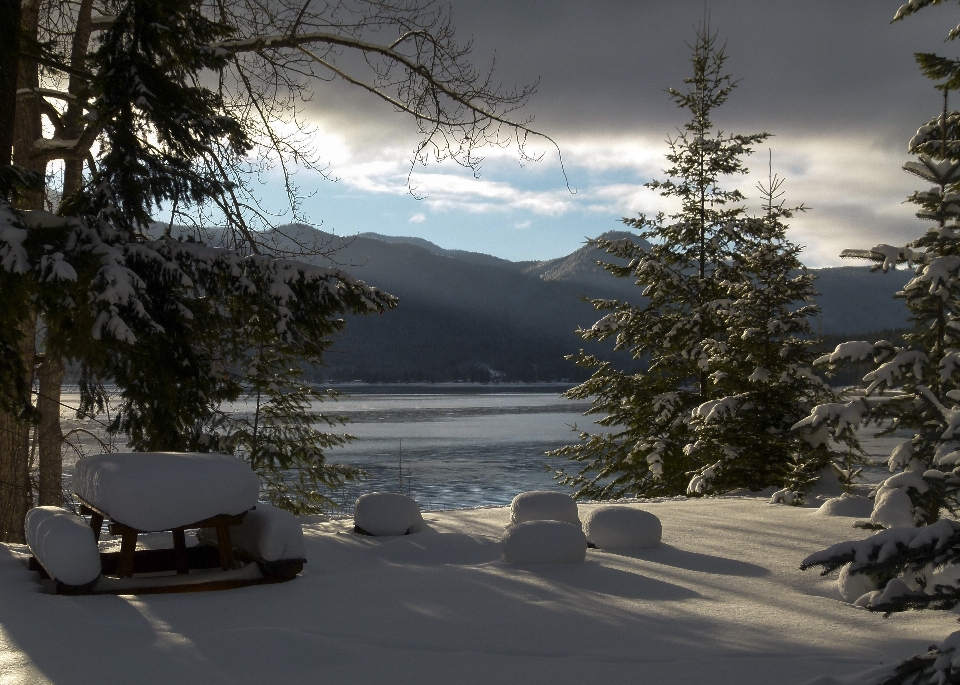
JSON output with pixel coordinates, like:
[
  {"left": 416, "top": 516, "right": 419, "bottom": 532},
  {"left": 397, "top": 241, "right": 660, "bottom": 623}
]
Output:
[
  {"left": 117, "top": 531, "right": 138, "bottom": 578},
  {"left": 172, "top": 528, "right": 189, "bottom": 575},
  {"left": 89, "top": 513, "right": 104, "bottom": 542},
  {"left": 215, "top": 523, "right": 234, "bottom": 571}
]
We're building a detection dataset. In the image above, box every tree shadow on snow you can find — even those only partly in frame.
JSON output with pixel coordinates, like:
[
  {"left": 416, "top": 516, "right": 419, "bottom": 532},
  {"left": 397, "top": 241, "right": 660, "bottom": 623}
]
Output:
[
  {"left": 599, "top": 544, "right": 770, "bottom": 578},
  {"left": 521, "top": 560, "right": 701, "bottom": 601}
]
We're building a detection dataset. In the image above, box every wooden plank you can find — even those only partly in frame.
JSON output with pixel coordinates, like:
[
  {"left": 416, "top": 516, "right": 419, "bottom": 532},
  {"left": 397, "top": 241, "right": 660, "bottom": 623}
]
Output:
[
  {"left": 116, "top": 531, "right": 138, "bottom": 578},
  {"left": 98, "top": 545, "right": 222, "bottom": 576},
  {"left": 172, "top": 528, "right": 189, "bottom": 575},
  {"left": 215, "top": 523, "right": 234, "bottom": 570}
]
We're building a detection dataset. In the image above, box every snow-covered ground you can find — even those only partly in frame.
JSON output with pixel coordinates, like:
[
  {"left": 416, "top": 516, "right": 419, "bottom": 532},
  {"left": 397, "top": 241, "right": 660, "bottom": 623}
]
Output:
[{"left": 1, "top": 496, "right": 956, "bottom": 684}]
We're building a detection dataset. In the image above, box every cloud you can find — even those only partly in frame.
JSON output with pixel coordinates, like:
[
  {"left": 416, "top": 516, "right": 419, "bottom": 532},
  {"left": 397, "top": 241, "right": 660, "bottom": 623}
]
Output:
[
  {"left": 514, "top": 220, "right": 532, "bottom": 229},
  {"left": 409, "top": 213, "right": 426, "bottom": 223}
]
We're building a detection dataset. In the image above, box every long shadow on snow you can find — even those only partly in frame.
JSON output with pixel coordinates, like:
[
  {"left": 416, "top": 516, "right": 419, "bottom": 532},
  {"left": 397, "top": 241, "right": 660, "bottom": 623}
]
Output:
[
  {"left": 599, "top": 544, "right": 770, "bottom": 578},
  {"left": 519, "top": 560, "right": 701, "bottom": 601}
]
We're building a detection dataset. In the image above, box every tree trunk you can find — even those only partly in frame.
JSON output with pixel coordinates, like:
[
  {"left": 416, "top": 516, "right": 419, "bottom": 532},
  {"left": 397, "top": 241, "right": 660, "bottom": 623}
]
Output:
[
  {"left": 33, "top": 0, "right": 95, "bottom": 510},
  {"left": 36, "top": 355, "right": 64, "bottom": 506},
  {"left": 0, "top": 0, "right": 42, "bottom": 542},
  {"left": 0, "top": 312, "right": 36, "bottom": 542},
  {"left": 0, "top": 0, "right": 22, "bottom": 166}
]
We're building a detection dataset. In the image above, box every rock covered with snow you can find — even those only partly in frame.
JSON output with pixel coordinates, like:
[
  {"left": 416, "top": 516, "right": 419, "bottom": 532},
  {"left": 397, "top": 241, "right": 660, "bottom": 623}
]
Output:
[
  {"left": 817, "top": 494, "right": 874, "bottom": 518},
  {"left": 583, "top": 506, "right": 661, "bottom": 550},
  {"left": 501, "top": 520, "right": 587, "bottom": 564},
  {"left": 509, "top": 491, "right": 581, "bottom": 527},
  {"left": 837, "top": 562, "right": 879, "bottom": 603},
  {"left": 354, "top": 492, "right": 424, "bottom": 536},
  {"left": 73, "top": 452, "right": 260, "bottom": 531},
  {"left": 200, "top": 503, "right": 304, "bottom": 562},
  {"left": 25, "top": 507, "right": 101, "bottom": 587}
]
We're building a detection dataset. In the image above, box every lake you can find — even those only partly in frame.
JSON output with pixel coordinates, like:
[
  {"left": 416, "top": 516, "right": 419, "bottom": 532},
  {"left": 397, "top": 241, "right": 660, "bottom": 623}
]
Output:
[{"left": 59, "top": 384, "right": 905, "bottom": 512}]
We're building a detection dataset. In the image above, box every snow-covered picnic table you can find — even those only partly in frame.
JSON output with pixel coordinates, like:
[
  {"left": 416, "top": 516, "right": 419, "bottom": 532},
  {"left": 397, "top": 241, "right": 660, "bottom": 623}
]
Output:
[{"left": 72, "top": 452, "right": 260, "bottom": 577}]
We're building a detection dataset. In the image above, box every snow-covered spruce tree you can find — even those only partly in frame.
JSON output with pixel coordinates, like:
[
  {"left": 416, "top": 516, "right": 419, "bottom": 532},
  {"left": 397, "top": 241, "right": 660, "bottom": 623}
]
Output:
[
  {"left": 811, "top": 67, "right": 960, "bottom": 529},
  {"left": 798, "top": 7, "right": 960, "bottom": 685},
  {"left": 553, "top": 24, "right": 773, "bottom": 498},
  {"left": 684, "top": 158, "right": 859, "bottom": 500}
]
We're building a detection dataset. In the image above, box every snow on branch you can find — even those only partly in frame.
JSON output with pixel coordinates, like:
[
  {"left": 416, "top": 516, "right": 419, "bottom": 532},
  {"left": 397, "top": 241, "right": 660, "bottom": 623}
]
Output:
[
  {"left": 800, "top": 519, "right": 960, "bottom": 575},
  {"left": 840, "top": 244, "right": 928, "bottom": 271}
]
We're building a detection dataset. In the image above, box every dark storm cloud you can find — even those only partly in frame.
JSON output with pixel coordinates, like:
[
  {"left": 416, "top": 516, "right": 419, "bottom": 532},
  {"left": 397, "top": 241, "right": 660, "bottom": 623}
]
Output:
[{"left": 448, "top": 0, "right": 951, "bottom": 145}]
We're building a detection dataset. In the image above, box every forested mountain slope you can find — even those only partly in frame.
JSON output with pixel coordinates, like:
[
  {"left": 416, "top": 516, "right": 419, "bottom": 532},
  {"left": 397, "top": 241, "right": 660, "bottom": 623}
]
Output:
[{"left": 275, "top": 227, "right": 913, "bottom": 382}]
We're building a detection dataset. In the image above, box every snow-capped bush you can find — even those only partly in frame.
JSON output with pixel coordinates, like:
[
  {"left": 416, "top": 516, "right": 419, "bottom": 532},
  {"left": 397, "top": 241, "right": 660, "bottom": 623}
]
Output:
[
  {"left": 510, "top": 491, "right": 581, "bottom": 527},
  {"left": 583, "top": 506, "right": 661, "bottom": 550},
  {"left": 25, "top": 507, "right": 101, "bottom": 587},
  {"left": 354, "top": 492, "right": 423, "bottom": 537},
  {"left": 501, "top": 520, "right": 587, "bottom": 564}
]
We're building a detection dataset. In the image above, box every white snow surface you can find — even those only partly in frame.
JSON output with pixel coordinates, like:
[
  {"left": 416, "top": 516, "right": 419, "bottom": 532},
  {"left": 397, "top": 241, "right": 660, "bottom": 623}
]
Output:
[
  {"left": 3, "top": 498, "right": 960, "bottom": 684},
  {"left": 501, "top": 520, "right": 587, "bottom": 564},
  {"left": 353, "top": 492, "right": 423, "bottom": 536},
  {"left": 24, "top": 507, "right": 101, "bottom": 587},
  {"left": 73, "top": 452, "right": 260, "bottom": 531},
  {"left": 198, "top": 503, "right": 305, "bottom": 562},
  {"left": 583, "top": 506, "right": 662, "bottom": 550},
  {"left": 510, "top": 490, "right": 581, "bottom": 526},
  {"left": 817, "top": 495, "right": 875, "bottom": 519}
]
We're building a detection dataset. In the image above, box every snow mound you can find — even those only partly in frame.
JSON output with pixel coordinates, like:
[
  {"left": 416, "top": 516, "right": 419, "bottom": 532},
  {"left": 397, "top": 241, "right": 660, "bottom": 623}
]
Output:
[
  {"left": 354, "top": 492, "right": 424, "bottom": 536},
  {"left": 372, "top": 533, "right": 501, "bottom": 566},
  {"left": 200, "top": 503, "right": 304, "bottom": 562},
  {"left": 25, "top": 507, "right": 101, "bottom": 587},
  {"left": 73, "top": 452, "right": 259, "bottom": 531},
  {"left": 817, "top": 494, "right": 874, "bottom": 518},
  {"left": 583, "top": 506, "right": 661, "bottom": 550},
  {"left": 870, "top": 486, "right": 915, "bottom": 528},
  {"left": 510, "top": 491, "right": 581, "bottom": 526},
  {"left": 501, "top": 520, "right": 587, "bottom": 564},
  {"left": 837, "top": 563, "right": 878, "bottom": 603}
]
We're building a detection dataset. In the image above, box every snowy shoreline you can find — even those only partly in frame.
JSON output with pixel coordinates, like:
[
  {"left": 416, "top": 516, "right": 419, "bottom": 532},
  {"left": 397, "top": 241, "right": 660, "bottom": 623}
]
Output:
[{"left": 2, "top": 496, "right": 957, "bottom": 684}]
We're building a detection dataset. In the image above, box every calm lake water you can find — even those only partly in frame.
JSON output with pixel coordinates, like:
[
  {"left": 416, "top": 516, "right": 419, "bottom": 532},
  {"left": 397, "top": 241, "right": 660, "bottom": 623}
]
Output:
[
  {"left": 320, "top": 385, "right": 592, "bottom": 510},
  {"left": 59, "top": 384, "right": 906, "bottom": 512}
]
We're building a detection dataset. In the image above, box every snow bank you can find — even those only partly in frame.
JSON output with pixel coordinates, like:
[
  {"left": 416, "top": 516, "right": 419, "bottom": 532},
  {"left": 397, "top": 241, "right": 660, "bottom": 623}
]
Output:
[
  {"left": 73, "top": 452, "right": 260, "bottom": 531},
  {"left": 583, "top": 506, "right": 661, "bottom": 550},
  {"left": 509, "top": 491, "right": 581, "bottom": 526},
  {"left": 501, "top": 520, "right": 587, "bottom": 564},
  {"left": 817, "top": 495, "right": 874, "bottom": 518},
  {"left": 199, "top": 504, "right": 304, "bottom": 562},
  {"left": 24, "top": 507, "right": 101, "bottom": 587},
  {"left": 354, "top": 492, "right": 423, "bottom": 536}
]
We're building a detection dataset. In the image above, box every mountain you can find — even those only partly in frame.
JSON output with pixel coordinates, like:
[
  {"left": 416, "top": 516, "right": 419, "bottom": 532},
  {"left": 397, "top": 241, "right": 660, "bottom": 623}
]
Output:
[{"left": 266, "top": 226, "right": 913, "bottom": 383}]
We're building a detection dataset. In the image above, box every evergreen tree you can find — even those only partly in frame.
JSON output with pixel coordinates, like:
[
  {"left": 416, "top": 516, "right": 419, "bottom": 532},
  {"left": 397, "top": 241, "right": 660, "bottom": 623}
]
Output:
[
  {"left": 799, "top": 6, "right": 960, "bottom": 685},
  {"left": 686, "top": 157, "right": 858, "bottom": 500},
  {"left": 811, "top": 62, "right": 960, "bottom": 528},
  {"left": 553, "top": 23, "right": 770, "bottom": 498}
]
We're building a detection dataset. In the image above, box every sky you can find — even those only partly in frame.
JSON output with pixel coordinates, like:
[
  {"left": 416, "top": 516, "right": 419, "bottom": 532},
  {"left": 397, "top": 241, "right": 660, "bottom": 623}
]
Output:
[{"left": 259, "top": 1, "right": 957, "bottom": 266}]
